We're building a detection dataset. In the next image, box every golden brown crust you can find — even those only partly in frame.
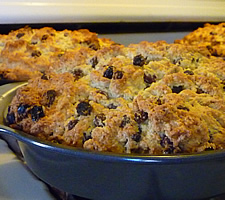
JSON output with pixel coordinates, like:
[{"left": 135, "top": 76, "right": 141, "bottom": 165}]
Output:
[
  {"left": 0, "top": 26, "right": 118, "bottom": 81},
  {"left": 175, "top": 22, "right": 225, "bottom": 57},
  {"left": 6, "top": 33, "right": 225, "bottom": 155}
]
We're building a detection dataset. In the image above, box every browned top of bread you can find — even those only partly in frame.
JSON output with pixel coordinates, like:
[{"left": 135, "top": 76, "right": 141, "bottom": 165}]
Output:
[
  {"left": 6, "top": 38, "right": 225, "bottom": 155},
  {"left": 0, "top": 26, "right": 118, "bottom": 81},
  {"left": 175, "top": 22, "right": 225, "bottom": 57}
]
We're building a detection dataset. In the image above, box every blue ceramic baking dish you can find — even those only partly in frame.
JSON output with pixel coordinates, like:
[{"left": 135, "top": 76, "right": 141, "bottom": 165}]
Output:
[{"left": 1, "top": 82, "right": 225, "bottom": 200}]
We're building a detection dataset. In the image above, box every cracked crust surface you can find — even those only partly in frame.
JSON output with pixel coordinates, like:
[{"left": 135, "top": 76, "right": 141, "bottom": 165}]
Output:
[
  {"left": 175, "top": 22, "right": 225, "bottom": 57},
  {"left": 6, "top": 34, "right": 225, "bottom": 155},
  {"left": 0, "top": 26, "right": 117, "bottom": 81}
]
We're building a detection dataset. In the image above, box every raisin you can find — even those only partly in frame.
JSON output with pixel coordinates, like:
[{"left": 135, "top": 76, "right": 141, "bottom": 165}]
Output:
[
  {"left": 132, "top": 133, "right": 141, "bottom": 142},
  {"left": 173, "top": 57, "right": 183, "bottom": 65},
  {"left": 113, "top": 71, "right": 123, "bottom": 79},
  {"left": 160, "top": 135, "right": 170, "bottom": 147},
  {"left": 58, "top": 53, "right": 64, "bottom": 58},
  {"left": 206, "top": 45, "right": 213, "bottom": 50},
  {"left": 90, "top": 57, "right": 98, "bottom": 68},
  {"left": 133, "top": 54, "right": 146, "bottom": 66},
  {"left": 103, "top": 66, "right": 114, "bottom": 79},
  {"left": 120, "top": 115, "right": 130, "bottom": 128},
  {"left": 41, "top": 72, "right": 49, "bottom": 80},
  {"left": 184, "top": 70, "right": 194, "bottom": 75},
  {"left": 30, "top": 106, "right": 45, "bottom": 121},
  {"left": 132, "top": 126, "right": 142, "bottom": 142},
  {"left": 222, "top": 81, "right": 225, "bottom": 91},
  {"left": 76, "top": 101, "right": 92, "bottom": 116},
  {"left": 210, "top": 31, "right": 217, "bottom": 35},
  {"left": 41, "top": 34, "right": 48, "bottom": 41},
  {"left": 208, "top": 133, "right": 213, "bottom": 142},
  {"left": 81, "top": 40, "right": 100, "bottom": 50},
  {"left": 8, "top": 106, "right": 11, "bottom": 112},
  {"left": 31, "top": 50, "right": 42, "bottom": 57},
  {"left": 164, "top": 148, "right": 175, "bottom": 154},
  {"left": 0, "top": 72, "right": 6, "bottom": 79},
  {"left": 212, "top": 41, "right": 220, "bottom": 46},
  {"left": 83, "top": 132, "right": 92, "bottom": 143},
  {"left": 6, "top": 112, "right": 15, "bottom": 124},
  {"left": 134, "top": 111, "right": 148, "bottom": 123},
  {"left": 144, "top": 73, "right": 156, "bottom": 84},
  {"left": 16, "top": 33, "right": 25, "bottom": 39},
  {"left": 80, "top": 40, "right": 90, "bottom": 45},
  {"left": 31, "top": 41, "right": 38, "bottom": 45},
  {"left": 156, "top": 98, "right": 162, "bottom": 105},
  {"left": 107, "top": 103, "right": 117, "bottom": 109},
  {"left": 177, "top": 105, "right": 189, "bottom": 111},
  {"left": 160, "top": 135, "right": 175, "bottom": 154},
  {"left": 191, "top": 58, "right": 199, "bottom": 63},
  {"left": 17, "top": 104, "right": 30, "bottom": 119},
  {"left": 50, "top": 137, "right": 64, "bottom": 144},
  {"left": 211, "top": 51, "right": 219, "bottom": 57},
  {"left": 93, "top": 113, "right": 106, "bottom": 127},
  {"left": 46, "top": 90, "right": 57, "bottom": 107},
  {"left": 196, "top": 88, "right": 204, "bottom": 94},
  {"left": 72, "top": 69, "right": 84, "bottom": 81},
  {"left": 89, "top": 43, "right": 99, "bottom": 51},
  {"left": 17, "top": 104, "right": 29, "bottom": 114},
  {"left": 172, "top": 85, "right": 183, "bottom": 94},
  {"left": 68, "top": 119, "right": 79, "bottom": 130}
]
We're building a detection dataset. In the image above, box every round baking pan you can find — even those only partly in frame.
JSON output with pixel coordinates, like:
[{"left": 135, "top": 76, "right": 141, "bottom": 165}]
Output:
[{"left": 1, "top": 83, "right": 225, "bottom": 200}]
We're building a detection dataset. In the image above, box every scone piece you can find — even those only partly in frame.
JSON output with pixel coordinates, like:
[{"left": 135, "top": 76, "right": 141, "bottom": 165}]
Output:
[
  {"left": 175, "top": 22, "right": 225, "bottom": 57},
  {"left": 6, "top": 72, "right": 140, "bottom": 154},
  {"left": 6, "top": 68, "right": 225, "bottom": 155},
  {"left": 90, "top": 40, "right": 225, "bottom": 100},
  {"left": 5, "top": 39, "right": 225, "bottom": 155},
  {"left": 0, "top": 26, "right": 117, "bottom": 82}
]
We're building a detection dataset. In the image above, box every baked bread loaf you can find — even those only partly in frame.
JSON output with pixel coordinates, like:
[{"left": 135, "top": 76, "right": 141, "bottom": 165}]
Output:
[
  {"left": 6, "top": 39, "right": 225, "bottom": 155},
  {"left": 175, "top": 22, "right": 225, "bottom": 57},
  {"left": 0, "top": 26, "right": 117, "bottom": 82}
]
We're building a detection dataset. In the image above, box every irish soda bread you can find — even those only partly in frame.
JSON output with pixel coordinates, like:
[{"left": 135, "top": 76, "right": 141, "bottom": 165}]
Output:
[
  {"left": 0, "top": 26, "right": 117, "bottom": 82},
  {"left": 6, "top": 30, "right": 225, "bottom": 155},
  {"left": 175, "top": 22, "right": 225, "bottom": 57}
]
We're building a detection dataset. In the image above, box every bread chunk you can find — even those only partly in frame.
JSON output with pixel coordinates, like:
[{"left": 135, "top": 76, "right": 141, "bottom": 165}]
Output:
[
  {"left": 0, "top": 26, "right": 118, "bottom": 81},
  {"left": 6, "top": 32, "right": 225, "bottom": 154},
  {"left": 175, "top": 23, "right": 225, "bottom": 57}
]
